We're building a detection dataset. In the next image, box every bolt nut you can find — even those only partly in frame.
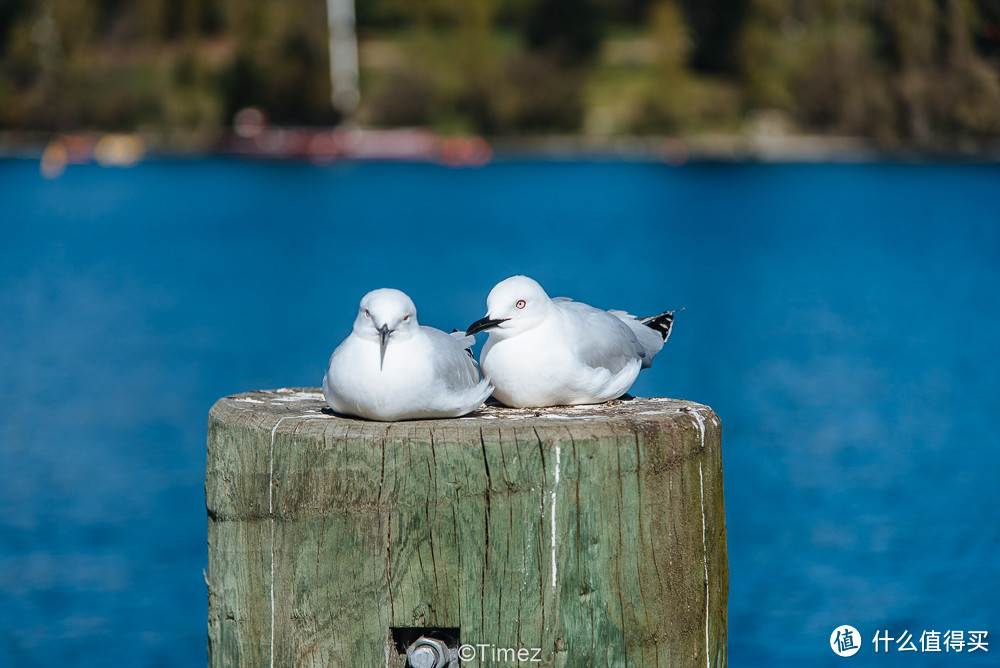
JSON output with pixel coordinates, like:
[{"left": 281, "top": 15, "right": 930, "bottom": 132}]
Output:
[{"left": 406, "top": 636, "right": 450, "bottom": 668}]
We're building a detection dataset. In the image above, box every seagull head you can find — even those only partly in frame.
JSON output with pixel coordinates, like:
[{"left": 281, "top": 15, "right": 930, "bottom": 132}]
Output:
[
  {"left": 354, "top": 288, "right": 419, "bottom": 369},
  {"left": 466, "top": 275, "right": 550, "bottom": 338}
]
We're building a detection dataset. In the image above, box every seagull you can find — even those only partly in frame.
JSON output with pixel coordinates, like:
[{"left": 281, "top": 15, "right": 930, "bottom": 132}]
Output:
[
  {"left": 323, "top": 288, "right": 493, "bottom": 421},
  {"left": 465, "top": 276, "right": 677, "bottom": 408}
]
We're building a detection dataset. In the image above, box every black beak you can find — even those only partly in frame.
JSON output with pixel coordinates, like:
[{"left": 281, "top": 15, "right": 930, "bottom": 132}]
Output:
[
  {"left": 378, "top": 324, "right": 391, "bottom": 370},
  {"left": 466, "top": 316, "right": 508, "bottom": 336}
]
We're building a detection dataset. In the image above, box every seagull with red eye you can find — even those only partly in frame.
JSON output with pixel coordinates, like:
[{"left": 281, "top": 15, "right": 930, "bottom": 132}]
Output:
[
  {"left": 466, "top": 275, "right": 679, "bottom": 408},
  {"left": 323, "top": 288, "right": 493, "bottom": 421}
]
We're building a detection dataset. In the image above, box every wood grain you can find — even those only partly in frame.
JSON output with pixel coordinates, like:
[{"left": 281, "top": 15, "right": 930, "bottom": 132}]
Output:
[{"left": 206, "top": 388, "right": 727, "bottom": 667}]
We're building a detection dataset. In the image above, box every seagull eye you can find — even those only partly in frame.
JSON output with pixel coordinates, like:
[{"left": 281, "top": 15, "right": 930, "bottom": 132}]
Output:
[
  {"left": 364, "top": 309, "right": 370, "bottom": 318},
  {"left": 403, "top": 315, "right": 410, "bottom": 321},
  {"left": 516, "top": 300, "right": 526, "bottom": 309}
]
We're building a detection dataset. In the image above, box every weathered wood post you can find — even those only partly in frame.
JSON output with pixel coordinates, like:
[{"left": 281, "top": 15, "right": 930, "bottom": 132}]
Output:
[{"left": 206, "top": 388, "right": 727, "bottom": 667}]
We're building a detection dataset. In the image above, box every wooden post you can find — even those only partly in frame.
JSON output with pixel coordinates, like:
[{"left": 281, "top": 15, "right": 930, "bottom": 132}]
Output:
[{"left": 206, "top": 388, "right": 727, "bottom": 667}]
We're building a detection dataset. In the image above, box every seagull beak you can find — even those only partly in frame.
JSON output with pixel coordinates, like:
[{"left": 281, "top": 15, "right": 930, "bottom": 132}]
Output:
[
  {"left": 466, "top": 315, "right": 508, "bottom": 336},
  {"left": 378, "top": 324, "right": 390, "bottom": 370}
]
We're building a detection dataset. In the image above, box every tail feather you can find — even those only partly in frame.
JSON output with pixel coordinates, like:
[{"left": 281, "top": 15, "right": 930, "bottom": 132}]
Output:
[{"left": 639, "top": 308, "right": 683, "bottom": 342}]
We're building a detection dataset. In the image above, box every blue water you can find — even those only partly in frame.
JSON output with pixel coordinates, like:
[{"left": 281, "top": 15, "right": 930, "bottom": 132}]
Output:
[{"left": 1, "top": 158, "right": 998, "bottom": 666}]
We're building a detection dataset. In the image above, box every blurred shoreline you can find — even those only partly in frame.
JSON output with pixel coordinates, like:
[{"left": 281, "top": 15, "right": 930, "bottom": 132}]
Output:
[{"left": 4, "top": 128, "right": 1000, "bottom": 167}]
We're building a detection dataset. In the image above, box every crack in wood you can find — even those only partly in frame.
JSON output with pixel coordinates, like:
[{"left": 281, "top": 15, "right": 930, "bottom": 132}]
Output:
[
  {"left": 615, "top": 437, "right": 630, "bottom": 667},
  {"left": 699, "top": 461, "right": 710, "bottom": 668},
  {"left": 478, "top": 426, "right": 491, "bottom": 644}
]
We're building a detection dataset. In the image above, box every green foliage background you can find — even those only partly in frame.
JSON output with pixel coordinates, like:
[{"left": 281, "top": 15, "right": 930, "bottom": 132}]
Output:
[{"left": 1, "top": 0, "right": 999, "bottom": 148}]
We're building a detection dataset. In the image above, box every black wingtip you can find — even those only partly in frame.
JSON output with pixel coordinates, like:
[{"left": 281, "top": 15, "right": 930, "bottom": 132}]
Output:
[{"left": 639, "top": 308, "right": 683, "bottom": 342}]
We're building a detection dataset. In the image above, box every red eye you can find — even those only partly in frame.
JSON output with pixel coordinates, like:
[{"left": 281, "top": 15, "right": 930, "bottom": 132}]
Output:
[
  {"left": 516, "top": 300, "right": 526, "bottom": 309},
  {"left": 364, "top": 309, "right": 370, "bottom": 318},
  {"left": 403, "top": 315, "right": 409, "bottom": 321}
]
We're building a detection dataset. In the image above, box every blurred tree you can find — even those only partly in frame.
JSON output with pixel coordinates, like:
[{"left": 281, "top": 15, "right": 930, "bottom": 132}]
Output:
[
  {"left": 787, "top": 1, "right": 894, "bottom": 138},
  {"left": 1, "top": 14, "right": 41, "bottom": 89},
  {"left": 737, "top": 0, "right": 1000, "bottom": 146},
  {"left": 595, "top": 0, "right": 654, "bottom": 23},
  {"left": 637, "top": 0, "right": 694, "bottom": 132},
  {"left": 877, "top": 0, "right": 939, "bottom": 143},
  {"left": 493, "top": 0, "right": 604, "bottom": 134},
  {"left": 366, "top": 64, "right": 439, "bottom": 126},
  {"left": 975, "top": 0, "right": 1000, "bottom": 57},
  {"left": 679, "top": 0, "right": 749, "bottom": 73},
  {"left": 873, "top": 0, "right": 1000, "bottom": 145},
  {"left": 0, "top": 0, "right": 32, "bottom": 54},
  {"left": 504, "top": 50, "right": 587, "bottom": 132},
  {"left": 0, "top": 16, "right": 41, "bottom": 128},
  {"left": 525, "top": 0, "right": 603, "bottom": 65},
  {"left": 30, "top": 1, "right": 93, "bottom": 130},
  {"left": 48, "top": 0, "right": 99, "bottom": 54},
  {"left": 353, "top": 0, "right": 405, "bottom": 27},
  {"left": 218, "top": 0, "right": 336, "bottom": 126},
  {"left": 137, "top": 0, "right": 169, "bottom": 45},
  {"left": 451, "top": 0, "right": 504, "bottom": 133},
  {"left": 218, "top": 52, "right": 261, "bottom": 124},
  {"left": 738, "top": 0, "right": 794, "bottom": 110},
  {"left": 935, "top": 0, "right": 1000, "bottom": 138}
]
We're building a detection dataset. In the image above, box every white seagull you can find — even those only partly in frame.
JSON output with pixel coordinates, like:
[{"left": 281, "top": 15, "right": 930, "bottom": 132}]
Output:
[
  {"left": 323, "top": 288, "right": 493, "bottom": 421},
  {"left": 465, "top": 276, "right": 677, "bottom": 408}
]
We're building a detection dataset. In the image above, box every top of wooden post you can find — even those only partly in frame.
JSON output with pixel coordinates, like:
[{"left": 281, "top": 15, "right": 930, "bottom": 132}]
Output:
[{"left": 209, "top": 387, "right": 719, "bottom": 438}]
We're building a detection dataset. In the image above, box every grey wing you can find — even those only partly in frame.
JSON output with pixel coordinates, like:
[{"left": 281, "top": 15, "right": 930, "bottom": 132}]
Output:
[
  {"left": 556, "top": 301, "right": 645, "bottom": 374},
  {"left": 449, "top": 329, "right": 477, "bottom": 353},
  {"left": 608, "top": 309, "right": 665, "bottom": 368},
  {"left": 424, "top": 326, "right": 482, "bottom": 390}
]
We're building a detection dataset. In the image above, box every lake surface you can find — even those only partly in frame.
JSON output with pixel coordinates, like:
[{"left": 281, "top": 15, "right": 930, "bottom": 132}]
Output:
[{"left": 1, "top": 157, "right": 998, "bottom": 666}]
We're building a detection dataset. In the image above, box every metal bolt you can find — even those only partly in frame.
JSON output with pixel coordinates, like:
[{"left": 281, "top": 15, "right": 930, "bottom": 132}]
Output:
[
  {"left": 408, "top": 646, "right": 437, "bottom": 668},
  {"left": 406, "top": 636, "right": 450, "bottom": 668}
]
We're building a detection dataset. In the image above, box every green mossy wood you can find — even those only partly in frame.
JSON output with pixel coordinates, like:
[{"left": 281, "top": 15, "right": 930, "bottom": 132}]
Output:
[{"left": 206, "top": 388, "right": 727, "bottom": 667}]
